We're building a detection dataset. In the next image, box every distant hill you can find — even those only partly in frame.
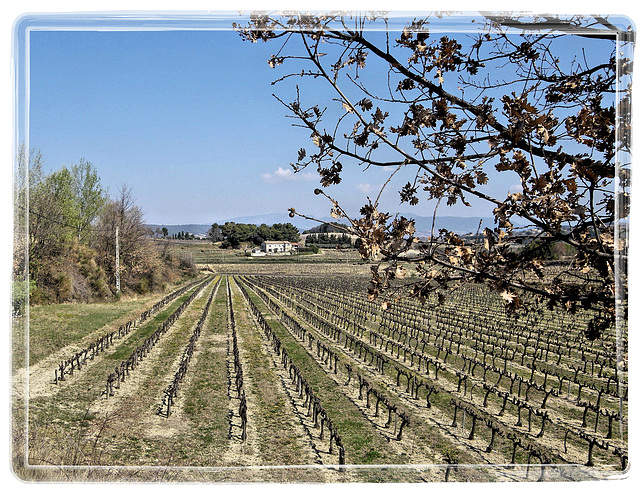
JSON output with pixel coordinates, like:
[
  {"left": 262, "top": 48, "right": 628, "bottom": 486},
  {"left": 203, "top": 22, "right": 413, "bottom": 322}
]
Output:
[
  {"left": 147, "top": 212, "right": 508, "bottom": 238},
  {"left": 147, "top": 213, "right": 333, "bottom": 237},
  {"left": 223, "top": 213, "right": 328, "bottom": 233},
  {"left": 403, "top": 214, "right": 490, "bottom": 237}
]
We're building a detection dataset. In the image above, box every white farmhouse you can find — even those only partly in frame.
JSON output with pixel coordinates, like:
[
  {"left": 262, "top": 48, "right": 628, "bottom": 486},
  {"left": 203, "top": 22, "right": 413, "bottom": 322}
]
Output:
[{"left": 261, "top": 240, "right": 294, "bottom": 254}]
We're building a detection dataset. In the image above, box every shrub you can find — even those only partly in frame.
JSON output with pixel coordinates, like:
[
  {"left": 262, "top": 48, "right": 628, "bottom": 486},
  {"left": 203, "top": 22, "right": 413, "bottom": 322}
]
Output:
[
  {"left": 55, "top": 272, "right": 72, "bottom": 302},
  {"left": 138, "top": 277, "right": 150, "bottom": 295}
]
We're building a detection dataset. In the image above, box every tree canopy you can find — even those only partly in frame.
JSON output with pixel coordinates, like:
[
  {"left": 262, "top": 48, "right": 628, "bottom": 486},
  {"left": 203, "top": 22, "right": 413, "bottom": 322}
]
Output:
[
  {"left": 237, "top": 12, "right": 632, "bottom": 339},
  {"left": 25, "top": 153, "right": 107, "bottom": 269},
  {"left": 209, "top": 221, "right": 300, "bottom": 248},
  {"left": 303, "top": 221, "right": 349, "bottom": 234}
]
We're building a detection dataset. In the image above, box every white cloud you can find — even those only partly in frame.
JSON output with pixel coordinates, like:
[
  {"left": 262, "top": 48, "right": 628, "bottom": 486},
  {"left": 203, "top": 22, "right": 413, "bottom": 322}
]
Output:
[
  {"left": 260, "top": 166, "right": 316, "bottom": 183},
  {"left": 508, "top": 183, "right": 523, "bottom": 195},
  {"left": 355, "top": 183, "right": 384, "bottom": 195}
]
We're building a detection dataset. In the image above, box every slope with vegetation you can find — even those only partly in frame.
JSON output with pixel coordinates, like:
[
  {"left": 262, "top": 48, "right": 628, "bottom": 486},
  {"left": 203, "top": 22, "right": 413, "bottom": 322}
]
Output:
[{"left": 13, "top": 147, "right": 196, "bottom": 311}]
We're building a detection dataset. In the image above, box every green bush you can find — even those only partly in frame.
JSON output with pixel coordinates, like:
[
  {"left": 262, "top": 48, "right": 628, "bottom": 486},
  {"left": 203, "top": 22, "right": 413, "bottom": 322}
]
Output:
[{"left": 90, "top": 275, "right": 111, "bottom": 298}]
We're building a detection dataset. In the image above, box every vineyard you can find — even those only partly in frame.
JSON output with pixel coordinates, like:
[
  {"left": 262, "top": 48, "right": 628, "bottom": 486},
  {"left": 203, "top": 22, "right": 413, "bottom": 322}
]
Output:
[{"left": 14, "top": 266, "right": 628, "bottom": 482}]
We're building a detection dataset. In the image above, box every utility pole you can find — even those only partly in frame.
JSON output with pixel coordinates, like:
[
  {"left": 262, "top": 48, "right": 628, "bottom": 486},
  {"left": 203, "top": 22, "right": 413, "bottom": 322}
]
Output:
[{"left": 115, "top": 226, "right": 121, "bottom": 295}]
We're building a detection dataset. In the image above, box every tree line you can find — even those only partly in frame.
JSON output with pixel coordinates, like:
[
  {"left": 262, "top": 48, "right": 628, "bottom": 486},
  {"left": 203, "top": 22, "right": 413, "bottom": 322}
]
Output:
[
  {"left": 208, "top": 221, "right": 300, "bottom": 249},
  {"left": 13, "top": 146, "right": 194, "bottom": 310},
  {"left": 302, "top": 221, "right": 347, "bottom": 234},
  {"left": 172, "top": 231, "right": 196, "bottom": 240},
  {"left": 305, "top": 232, "right": 353, "bottom": 247}
]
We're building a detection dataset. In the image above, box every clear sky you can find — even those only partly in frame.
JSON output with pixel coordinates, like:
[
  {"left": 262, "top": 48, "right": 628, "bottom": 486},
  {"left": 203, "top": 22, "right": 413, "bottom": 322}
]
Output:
[
  {"left": 21, "top": 11, "right": 622, "bottom": 226},
  {"left": 27, "top": 27, "right": 323, "bottom": 224}
]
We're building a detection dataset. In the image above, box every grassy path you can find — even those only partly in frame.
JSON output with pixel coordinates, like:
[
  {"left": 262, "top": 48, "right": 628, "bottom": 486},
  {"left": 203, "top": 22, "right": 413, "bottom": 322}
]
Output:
[
  {"left": 177, "top": 275, "right": 231, "bottom": 465},
  {"left": 97, "top": 278, "right": 219, "bottom": 465},
  {"left": 227, "top": 277, "right": 327, "bottom": 473},
  {"left": 19, "top": 295, "right": 163, "bottom": 371},
  {"left": 235, "top": 277, "right": 429, "bottom": 482},
  {"left": 24, "top": 279, "right": 214, "bottom": 466}
]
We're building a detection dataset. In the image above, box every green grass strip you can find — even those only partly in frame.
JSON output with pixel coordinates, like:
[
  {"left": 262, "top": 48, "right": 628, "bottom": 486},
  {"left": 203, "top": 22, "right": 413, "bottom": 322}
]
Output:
[{"left": 241, "top": 279, "right": 405, "bottom": 466}]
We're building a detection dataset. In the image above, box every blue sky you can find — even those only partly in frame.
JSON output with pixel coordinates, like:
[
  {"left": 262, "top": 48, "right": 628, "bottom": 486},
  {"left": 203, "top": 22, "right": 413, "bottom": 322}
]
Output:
[
  {"left": 28, "top": 28, "right": 324, "bottom": 224},
  {"left": 26, "top": 23, "right": 426, "bottom": 226},
  {"left": 21, "top": 12, "right": 621, "bottom": 226},
  {"left": 23, "top": 14, "right": 511, "bottom": 226}
]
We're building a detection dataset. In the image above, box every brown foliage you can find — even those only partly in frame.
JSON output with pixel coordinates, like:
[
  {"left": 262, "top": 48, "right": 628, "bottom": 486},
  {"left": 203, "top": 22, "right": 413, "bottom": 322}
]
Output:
[{"left": 237, "top": 13, "right": 632, "bottom": 339}]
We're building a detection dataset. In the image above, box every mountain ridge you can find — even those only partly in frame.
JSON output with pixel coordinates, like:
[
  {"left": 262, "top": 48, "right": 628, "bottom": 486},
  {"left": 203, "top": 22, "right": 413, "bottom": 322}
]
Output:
[{"left": 147, "top": 212, "right": 505, "bottom": 237}]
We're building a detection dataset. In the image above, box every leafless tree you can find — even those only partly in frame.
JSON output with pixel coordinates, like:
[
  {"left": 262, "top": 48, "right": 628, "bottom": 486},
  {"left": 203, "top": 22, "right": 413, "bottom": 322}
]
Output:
[{"left": 94, "top": 184, "right": 152, "bottom": 291}]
